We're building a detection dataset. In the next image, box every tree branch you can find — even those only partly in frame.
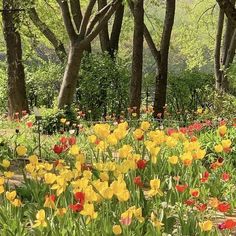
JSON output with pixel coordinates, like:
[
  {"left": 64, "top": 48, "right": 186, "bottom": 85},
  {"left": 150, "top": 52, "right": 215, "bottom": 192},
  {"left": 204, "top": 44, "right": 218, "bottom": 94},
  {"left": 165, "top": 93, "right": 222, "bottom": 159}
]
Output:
[
  {"left": 69, "top": 0, "right": 83, "bottom": 33},
  {"left": 110, "top": 4, "right": 124, "bottom": 53},
  {"left": 86, "top": 2, "right": 112, "bottom": 35},
  {"left": 79, "top": 0, "right": 96, "bottom": 37},
  {"left": 83, "top": 0, "right": 120, "bottom": 44},
  {"left": 56, "top": 0, "right": 77, "bottom": 42},
  {"left": 28, "top": 7, "right": 66, "bottom": 62}
]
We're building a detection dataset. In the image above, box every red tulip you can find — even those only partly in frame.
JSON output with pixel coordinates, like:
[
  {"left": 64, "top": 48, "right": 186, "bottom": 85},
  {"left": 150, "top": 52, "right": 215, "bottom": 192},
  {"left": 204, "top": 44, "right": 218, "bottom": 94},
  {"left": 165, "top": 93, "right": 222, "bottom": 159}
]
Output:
[
  {"left": 74, "top": 192, "right": 85, "bottom": 205},
  {"left": 185, "top": 199, "right": 196, "bottom": 206},
  {"left": 136, "top": 160, "right": 147, "bottom": 169},
  {"left": 175, "top": 184, "right": 188, "bottom": 193},
  {"left": 60, "top": 137, "right": 67, "bottom": 144},
  {"left": 134, "top": 176, "right": 143, "bottom": 187},
  {"left": 69, "top": 136, "right": 76, "bottom": 145},
  {"left": 221, "top": 173, "right": 230, "bottom": 181},
  {"left": 196, "top": 203, "right": 207, "bottom": 212},
  {"left": 200, "top": 171, "right": 210, "bottom": 183},
  {"left": 69, "top": 203, "right": 83, "bottom": 212},
  {"left": 26, "top": 121, "right": 33, "bottom": 128},
  {"left": 218, "top": 202, "right": 230, "bottom": 213},
  {"left": 218, "top": 219, "right": 236, "bottom": 230},
  {"left": 53, "top": 145, "right": 64, "bottom": 154}
]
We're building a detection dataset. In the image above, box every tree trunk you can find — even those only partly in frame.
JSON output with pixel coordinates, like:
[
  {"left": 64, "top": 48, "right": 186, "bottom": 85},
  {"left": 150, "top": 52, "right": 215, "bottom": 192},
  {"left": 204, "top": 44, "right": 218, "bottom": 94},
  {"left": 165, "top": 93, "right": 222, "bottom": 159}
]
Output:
[
  {"left": 129, "top": 0, "right": 144, "bottom": 116},
  {"left": 58, "top": 43, "right": 84, "bottom": 108},
  {"left": 2, "top": 0, "right": 29, "bottom": 118},
  {"left": 98, "top": 0, "right": 112, "bottom": 55},
  {"left": 153, "top": 0, "right": 176, "bottom": 119},
  {"left": 110, "top": 4, "right": 124, "bottom": 55},
  {"left": 215, "top": 9, "right": 224, "bottom": 90},
  {"left": 216, "top": 0, "right": 236, "bottom": 27},
  {"left": 221, "top": 1, "right": 235, "bottom": 64}
]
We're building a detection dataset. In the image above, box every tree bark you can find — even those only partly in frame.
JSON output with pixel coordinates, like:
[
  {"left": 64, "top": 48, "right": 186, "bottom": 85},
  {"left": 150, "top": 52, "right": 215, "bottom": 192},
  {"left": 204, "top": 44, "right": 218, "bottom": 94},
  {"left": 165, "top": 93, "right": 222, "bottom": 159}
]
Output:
[
  {"left": 58, "top": 44, "right": 84, "bottom": 108},
  {"left": 128, "top": 1, "right": 161, "bottom": 66},
  {"left": 129, "top": 0, "right": 144, "bottom": 116},
  {"left": 225, "top": 29, "right": 236, "bottom": 67},
  {"left": 28, "top": 7, "right": 67, "bottom": 62},
  {"left": 153, "top": 0, "right": 176, "bottom": 119},
  {"left": 98, "top": 0, "right": 112, "bottom": 55},
  {"left": 216, "top": 0, "right": 236, "bottom": 26},
  {"left": 2, "top": 0, "right": 29, "bottom": 118},
  {"left": 215, "top": 9, "right": 224, "bottom": 90},
  {"left": 110, "top": 4, "right": 124, "bottom": 55},
  {"left": 221, "top": 1, "right": 235, "bottom": 64}
]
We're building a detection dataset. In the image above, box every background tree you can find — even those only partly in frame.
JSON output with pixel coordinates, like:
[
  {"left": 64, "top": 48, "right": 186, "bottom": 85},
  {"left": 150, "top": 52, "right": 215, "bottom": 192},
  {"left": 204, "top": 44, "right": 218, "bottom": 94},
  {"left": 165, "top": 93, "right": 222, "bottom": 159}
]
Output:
[
  {"left": 129, "top": 0, "right": 144, "bottom": 116},
  {"left": 215, "top": 0, "right": 236, "bottom": 91},
  {"left": 2, "top": 0, "right": 29, "bottom": 118},
  {"left": 153, "top": 0, "right": 176, "bottom": 118}
]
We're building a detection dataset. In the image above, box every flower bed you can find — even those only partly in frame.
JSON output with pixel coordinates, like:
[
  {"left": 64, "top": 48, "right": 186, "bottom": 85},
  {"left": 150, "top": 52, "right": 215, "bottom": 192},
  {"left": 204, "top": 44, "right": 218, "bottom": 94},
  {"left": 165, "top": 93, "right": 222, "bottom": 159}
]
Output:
[{"left": 0, "top": 119, "right": 235, "bottom": 235}]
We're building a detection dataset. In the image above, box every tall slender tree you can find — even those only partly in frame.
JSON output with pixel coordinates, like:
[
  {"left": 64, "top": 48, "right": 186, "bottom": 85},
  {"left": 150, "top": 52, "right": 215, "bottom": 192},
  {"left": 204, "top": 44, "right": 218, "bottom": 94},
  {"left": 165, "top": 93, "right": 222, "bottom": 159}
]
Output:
[
  {"left": 129, "top": 0, "right": 175, "bottom": 119},
  {"left": 2, "top": 0, "right": 29, "bottom": 118},
  {"left": 153, "top": 0, "right": 176, "bottom": 119},
  {"left": 57, "top": 0, "right": 121, "bottom": 108},
  {"left": 215, "top": 0, "right": 236, "bottom": 91},
  {"left": 129, "top": 0, "right": 144, "bottom": 116}
]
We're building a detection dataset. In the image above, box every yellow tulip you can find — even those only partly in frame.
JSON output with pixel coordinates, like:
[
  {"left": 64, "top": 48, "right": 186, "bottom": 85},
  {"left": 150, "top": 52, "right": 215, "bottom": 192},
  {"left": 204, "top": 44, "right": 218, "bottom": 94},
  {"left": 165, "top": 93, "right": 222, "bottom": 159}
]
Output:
[
  {"left": 0, "top": 177, "right": 5, "bottom": 185},
  {"left": 140, "top": 121, "right": 150, "bottom": 131},
  {"left": 1, "top": 159, "right": 10, "bottom": 168},
  {"left": 29, "top": 155, "right": 38, "bottom": 165},
  {"left": 88, "top": 135, "right": 97, "bottom": 144},
  {"left": 107, "top": 134, "right": 118, "bottom": 146},
  {"left": 33, "top": 209, "right": 47, "bottom": 228},
  {"left": 118, "top": 145, "right": 133, "bottom": 158},
  {"left": 218, "top": 125, "right": 227, "bottom": 136},
  {"left": 80, "top": 203, "right": 98, "bottom": 219},
  {"left": 11, "top": 198, "right": 22, "bottom": 207},
  {"left": 0, "top": 185, "right": 4, "bottom": 194},
  {"left": 70, "top": 145, "right": 80, "bottom": 156},
  {"left": 214, "top": 144, "right": 223, "bottom": 153},
  {"left": 133, "top": 129, "right": 144, "bottom": 140},
  {"left": 151, "top": 212, "right": 164, "bottom": 229},
  {"left": 6, "top": 191, "right": 16, "bottom": 202},
  {"left": 221, "top": 139, "right": 232, "bottom": 149},
  {"left": 199, "top": 220, "right": 213, "bottom": 231},
  {"left": 16, "top": 145, "right": 27, "bottom": 156},
  {"left": 44, "top": 173, "right": 57, "bottom": 185},
  {"left": 4, "top": 171, "right": 14, "bottom": 179},
  {"left": 112, "top": 225, "right": 122, "bottom": 235},
  {"left": 168, "top": 156, "right": 178, "bottom": 165}
]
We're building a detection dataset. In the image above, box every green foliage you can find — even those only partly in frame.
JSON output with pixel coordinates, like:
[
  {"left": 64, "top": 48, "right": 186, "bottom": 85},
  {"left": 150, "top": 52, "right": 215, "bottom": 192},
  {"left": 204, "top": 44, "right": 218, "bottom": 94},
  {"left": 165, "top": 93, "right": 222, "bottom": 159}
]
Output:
[
  {"left": 167, "top": 71, "right": 214, "bottom": 120},
  {"left": 30, "top": 106, "right": 77, "bottom": 135},
  {"left": 173, "top": 0, "right": 217, "bottom": 70},
  {"left": 226, "top": 63, "right": 236, "bottom": 95},
  {"left": 0, "top": 64, "right": 7, "bottom": 113},
  {"left": 78, "top": 53, "right": 130, "bottom": 120},
  {"left": 201, "top": 89, "right": 236, "bottom": 120},
  {"left": 25, "top": 62, "right": 64, "bottom": 108}
]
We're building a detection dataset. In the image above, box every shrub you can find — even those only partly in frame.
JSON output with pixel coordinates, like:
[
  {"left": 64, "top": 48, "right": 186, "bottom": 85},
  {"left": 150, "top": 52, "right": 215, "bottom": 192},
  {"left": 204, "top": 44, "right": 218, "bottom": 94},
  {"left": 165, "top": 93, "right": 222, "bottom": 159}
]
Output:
[
  {"left": 77, "top": 53, "right": 130, "bottom": 120},
  {"left": 25, "top": 62, "right": 64, "bottom": 108},
  {"left": 166, "top": 71, "right": 214, "bottom": 121},
  {"left": 0, "top": 64, "right": 7, "bottom": 113}
]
